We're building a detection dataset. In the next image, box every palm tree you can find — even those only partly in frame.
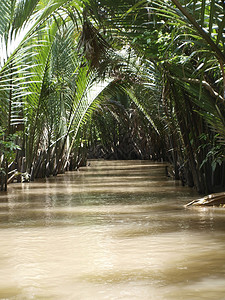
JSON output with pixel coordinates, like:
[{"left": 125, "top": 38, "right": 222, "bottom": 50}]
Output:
[
  {"left": 1, "top": 0, "right": 225, "bottom": 194},
  {"left": 0, "top": 0, "right": 113, "bottom": 189},
  {"left": 82, "top": 0, "right": 225, "bottom": 193}
]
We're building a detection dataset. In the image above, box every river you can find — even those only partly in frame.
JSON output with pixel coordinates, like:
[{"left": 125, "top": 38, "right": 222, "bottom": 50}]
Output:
[{"left": 0, "top": 160, "right": 225, "bottom": 299}]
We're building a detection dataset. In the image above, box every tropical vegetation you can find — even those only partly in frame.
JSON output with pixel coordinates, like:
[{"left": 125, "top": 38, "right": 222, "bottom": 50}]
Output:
[{"left": 0, "top": 0, "right": 225, "bottom": 195}]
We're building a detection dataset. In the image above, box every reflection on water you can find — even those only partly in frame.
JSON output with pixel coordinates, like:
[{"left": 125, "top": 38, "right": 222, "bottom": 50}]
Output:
[{"left": 0, "top": 160, "right": 225, "bottom": 299}]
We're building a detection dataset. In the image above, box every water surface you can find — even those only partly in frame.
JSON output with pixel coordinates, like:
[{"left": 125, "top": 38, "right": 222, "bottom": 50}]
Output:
[{"left": 0, "top": 160, "right": 225, "bottom": 299}]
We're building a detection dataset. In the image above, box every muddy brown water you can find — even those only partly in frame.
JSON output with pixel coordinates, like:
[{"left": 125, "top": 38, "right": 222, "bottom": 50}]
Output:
[{"left": 0, "top": 160, "right": 225, "bottom": 300}]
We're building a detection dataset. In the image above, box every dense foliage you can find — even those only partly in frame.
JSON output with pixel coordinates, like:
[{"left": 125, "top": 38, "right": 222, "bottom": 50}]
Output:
[{"left": 0, "top": 0, "right": 225, "bottom": 194}]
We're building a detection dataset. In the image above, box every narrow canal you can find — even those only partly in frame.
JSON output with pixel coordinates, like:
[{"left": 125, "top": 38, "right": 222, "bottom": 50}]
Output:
[{"left": 0, "top": 160, "right": 225, "bottom": 299}]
